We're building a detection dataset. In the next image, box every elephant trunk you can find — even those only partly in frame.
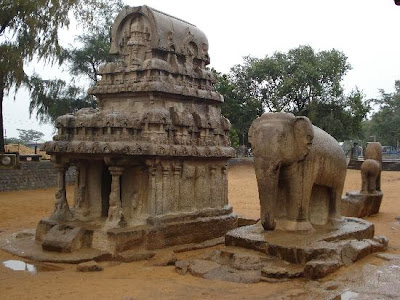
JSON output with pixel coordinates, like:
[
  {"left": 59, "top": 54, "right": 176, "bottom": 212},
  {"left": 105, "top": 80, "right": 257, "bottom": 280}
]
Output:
[{"left": 254, "top": 157, "right": 281, "bottom": 231}]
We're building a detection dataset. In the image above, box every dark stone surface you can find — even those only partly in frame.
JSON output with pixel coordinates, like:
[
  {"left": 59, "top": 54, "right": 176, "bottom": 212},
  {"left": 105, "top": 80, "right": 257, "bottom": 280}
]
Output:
[
  {"left": 223, "top": 218, "right": 387, "bottom": 279},
  {"left": 226, "top": 218, "right": 375, "bottom": 264},
  {"left": 0, "top": 161, "right": 75, "bottom": 191},
  {"left": 304, "top": 258, "right": 341, "bottom": 279},
  {"left": 35, "top": 212, "right": 235, "bottom": 256},
  {"left": 146, "top": 213, "right": 237, "bottom": 250},
  {"left": 347, "top": 159, "right": 400, "bottom": 171},
  {"left": 342, "top": 191, "right": 383, "bottom": 218},
  {"left": 42, "top": 225, "right": 86, "bottom": 253},
  {"left": 188, "top": 259, "right": 220, "bottom": 277},
  {"left": 175, "top": 260, "right": 190, "bottom": 275},
  {"left": 341, "top": 240, "right": 373, "bottom": 265},
  {"left": 261, "top": 264, "right": 303, "bottom": 279}
]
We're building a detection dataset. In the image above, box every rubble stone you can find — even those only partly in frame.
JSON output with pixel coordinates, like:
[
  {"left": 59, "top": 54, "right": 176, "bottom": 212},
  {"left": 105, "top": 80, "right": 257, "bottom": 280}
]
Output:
[{"left": 76, "top": 260, "right": 103, "bottom": 272}]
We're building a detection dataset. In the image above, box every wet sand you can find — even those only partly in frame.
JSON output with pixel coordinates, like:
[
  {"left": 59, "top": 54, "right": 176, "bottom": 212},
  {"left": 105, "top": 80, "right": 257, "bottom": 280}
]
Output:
[{"left": 0, "top": 165, "right": 399, "bottom": 299}]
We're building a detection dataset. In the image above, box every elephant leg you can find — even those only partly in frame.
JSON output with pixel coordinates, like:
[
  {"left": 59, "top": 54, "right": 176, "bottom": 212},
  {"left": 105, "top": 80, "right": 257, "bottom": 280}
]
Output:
[
  {"left": 332, "top": 171, "right": 345, "bottom": 221},
  {"left": 331, "top": 187, "right": 344, "bottom": 222},
  {"left": 368, "top": 175, "right": 377, "bottom": 193},
  {"left": 254, "top": 157, "right": 279, "bottom": 231},
  {"left": 361, "top": 170, "right": 368, "bottom": 193},
  {"left": 376, "top": 173, "right": 381, "bottom": 191},
  {"left": 281, "top": 164, "right": 313, "bottom": 231}
]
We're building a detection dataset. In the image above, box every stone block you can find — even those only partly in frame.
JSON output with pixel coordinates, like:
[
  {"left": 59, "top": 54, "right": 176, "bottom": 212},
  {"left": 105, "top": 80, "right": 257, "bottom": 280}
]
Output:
[
  {"left": 175, "top": 260, "right": 190, "bottom": 275},
  {"left": 261, "top": 265, "right": 303, "bottom": 279},
  {"left": 341, "top": 240, "right": 372, "bottom": 265},
  {"left": 188, "top": 259, "right": 220, "bottom": 277},
  {"left": 342, "top": 191, "right": 383, "bottom": 218},
  {"left": 304, "top": 258, "right": 341, "bottom": 280},
  {"left": 231, "top": 253, "right": 262, "bottom": 271},
  {"left": 76, "top": 260, "right": 103, "bottom": 272},
  {"left": 42, "top": 225, "right": 87, "bottom": 253}
]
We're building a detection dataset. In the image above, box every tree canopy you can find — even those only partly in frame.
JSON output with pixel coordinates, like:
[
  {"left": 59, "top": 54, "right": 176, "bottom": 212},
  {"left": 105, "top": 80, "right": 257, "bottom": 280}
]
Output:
[
  {"left": 17, "top": 129, "right": 44, "bottom": 143},
  {"left": 0, "top": 0, "right": 123, "bottom": 152},
  {"left": 27, "top": 1, "right": 122, "bottom": 127},
  {"left": 217, "top": 45, "right": 370, "bottom": 144},
  {"left": 366, "top": 80, "right": 400, "bottom": 146},
  {"left": 215, "top": 71, "right": 263, "bottom": 147}
]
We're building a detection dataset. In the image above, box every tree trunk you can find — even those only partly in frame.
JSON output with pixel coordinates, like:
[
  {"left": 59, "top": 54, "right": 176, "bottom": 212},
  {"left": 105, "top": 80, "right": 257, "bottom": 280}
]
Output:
[{"left": 0, "top": 77, "right": 5, "bottom": 153}]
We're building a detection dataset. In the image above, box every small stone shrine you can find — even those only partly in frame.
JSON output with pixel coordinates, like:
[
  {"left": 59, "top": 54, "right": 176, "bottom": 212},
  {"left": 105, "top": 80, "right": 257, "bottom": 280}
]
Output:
[
  {"left": 36, "top": 5, "right": 236, "bottom": 255},
  {"left": 342, "top": 142, "right": 384, "bottom": 218}
]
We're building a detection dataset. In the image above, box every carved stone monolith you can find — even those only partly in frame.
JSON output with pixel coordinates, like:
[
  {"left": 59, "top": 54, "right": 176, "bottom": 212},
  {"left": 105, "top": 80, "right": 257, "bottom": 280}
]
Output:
[
  {"left": 36, "top": 5, "right": 236, "bottom": 256},
  {"left": 342, "top": 142, "right": 383, "bottom": 218}
]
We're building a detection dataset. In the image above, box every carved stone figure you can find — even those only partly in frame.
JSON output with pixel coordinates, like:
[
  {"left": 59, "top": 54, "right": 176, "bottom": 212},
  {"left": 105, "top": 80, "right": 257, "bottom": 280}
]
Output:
[
  {"left": 35, "top": 5, "right": 236, "bottom": 256},
  {"left": 248, "top": 112, "right": 347, "bottom": 231},
  {"left": 224, "top": 112, "right": 387, "bottom": 280},
  {"left": 361, "top": 159, "right": 381, "bottom": 193},
  {"left": 361, "top": 142, "right": 382, "bottom": 193},
  {"left": 342, "top": 142, "right": 383, "bottom": 218}
]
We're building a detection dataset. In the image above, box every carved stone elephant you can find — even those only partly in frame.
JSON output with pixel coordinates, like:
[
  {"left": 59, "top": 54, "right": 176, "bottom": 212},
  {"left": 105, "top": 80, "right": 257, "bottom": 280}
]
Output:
[
  {"left": 361, "top": 142, "right": 382, "bottom": 193},
  {"left": 248, "top": 113, "right": 347, "bottom": 232}
]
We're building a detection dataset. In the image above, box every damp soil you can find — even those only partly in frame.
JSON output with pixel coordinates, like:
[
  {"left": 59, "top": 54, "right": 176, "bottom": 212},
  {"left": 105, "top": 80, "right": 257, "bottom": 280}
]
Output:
[{"left": 0, "top": 165, "right": 400, "bottom": 299}]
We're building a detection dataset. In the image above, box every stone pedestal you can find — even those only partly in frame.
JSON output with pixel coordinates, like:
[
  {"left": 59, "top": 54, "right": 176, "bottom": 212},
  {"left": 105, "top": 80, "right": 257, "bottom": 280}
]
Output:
[
  {"left": 341, "top": 190, "right": 383, "bottom": 218},
  {"left": 225, "top": 218, "right": 387, "bottom": 279}
]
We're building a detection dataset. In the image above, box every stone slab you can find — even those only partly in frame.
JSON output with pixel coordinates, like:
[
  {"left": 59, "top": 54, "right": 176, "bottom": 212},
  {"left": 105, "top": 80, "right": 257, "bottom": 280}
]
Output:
[
  {"left": 35, "top": 212, "right": 236, "bottom": 255},
  {"left": 42, "top": 225, "right": 87, "bottom": 252},
  {"left": 225, "top": 218, "right": 374, "bottom": 264},
  {"left": 341, "top": 191, "right": 383, "bottom": 218},
  {"left": 0, "top": 231, "right": 111, "bottom": 263}
]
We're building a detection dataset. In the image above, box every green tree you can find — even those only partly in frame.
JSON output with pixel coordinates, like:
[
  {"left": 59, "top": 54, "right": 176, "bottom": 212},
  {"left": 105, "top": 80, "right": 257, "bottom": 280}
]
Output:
[
  {"left": 222, "top": 45, "right": 369, "bottom": 141},
  {"left": 368, "top": 80, "right": 400, "bottom": 146},
  {"left": 17, "top": 129, "right": 44, "bottom": 143},
  {"left": 0, "top": 0, "right": 123, "bottom": 152},
  {"left": 29, "top": 75, "right": 97, "bottom": 124},
  {"left": 27, "top": 1, "right": 123, "bottom": 126},
  {"left": 308, "top": 89, "right": 370, "bottom": 140},
  {"left": 247, "top": 46, "right": 351, "bottom": 114},
  {"left": 5, "top": 137, "right": 22, "bottom": 144},
  {"left": 67, "top": 32, "right": 116, "bottom": 84},
  {"left": 215, "top": 71, "right": 263, "bottom": 145}
]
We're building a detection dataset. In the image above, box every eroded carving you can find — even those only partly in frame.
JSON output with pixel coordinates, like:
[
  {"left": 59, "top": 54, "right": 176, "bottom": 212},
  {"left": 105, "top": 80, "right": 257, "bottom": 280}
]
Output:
[
  {"left": 248, "top": 112, "right": 347, "bottom": 232},
  {"left": 36, "top": 5, "right": 235, "bottom": 255}
]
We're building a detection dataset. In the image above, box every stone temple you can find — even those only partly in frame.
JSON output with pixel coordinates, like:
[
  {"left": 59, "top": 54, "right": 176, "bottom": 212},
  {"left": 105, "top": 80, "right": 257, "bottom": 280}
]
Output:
[{"left": 37, "top": 5, "right": 237, "bottom": 255}]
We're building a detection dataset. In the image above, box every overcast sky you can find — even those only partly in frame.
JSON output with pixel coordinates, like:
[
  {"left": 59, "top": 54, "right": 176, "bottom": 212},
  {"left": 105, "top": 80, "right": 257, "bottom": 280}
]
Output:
[{"left": 4, "top": 0, "right": 400, "bottom": 141}]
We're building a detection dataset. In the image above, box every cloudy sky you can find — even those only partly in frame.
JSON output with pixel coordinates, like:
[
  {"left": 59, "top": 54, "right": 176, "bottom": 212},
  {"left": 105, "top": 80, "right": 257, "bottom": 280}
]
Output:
[{"left": 4, "top": 0, "right": 400, "bottom": 140}]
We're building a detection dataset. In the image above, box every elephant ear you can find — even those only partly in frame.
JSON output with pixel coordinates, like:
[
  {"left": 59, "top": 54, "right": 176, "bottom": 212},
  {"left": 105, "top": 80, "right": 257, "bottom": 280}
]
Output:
[
  {"left": 294, "top": 116, "right": 314, "bottom": 160},
  {"left": 248, "top": 118, "right": 259, "bottom": 147}
]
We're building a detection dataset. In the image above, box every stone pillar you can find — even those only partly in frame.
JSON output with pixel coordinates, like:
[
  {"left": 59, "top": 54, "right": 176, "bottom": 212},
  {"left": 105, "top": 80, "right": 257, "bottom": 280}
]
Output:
[
  {"left": 105, "top": 166, "right": 126, "bottom": 228},
  {"left": 173, "top": 163, "right": 182, "bottom": 211},
  {"left": 73, "top": 162, "right": 88, "bottom": 218},
  {"left": 222, "top": 164, "right": 228, "bottom": 206},
  {"left": 209, "top": 165, "right": 217, "bottom": 207},
  {"left": 51, "top": 164, "right": 72, "bottom": 221},
  {"left": 161, "top": 164, "right": 170, "bottom": 213}
]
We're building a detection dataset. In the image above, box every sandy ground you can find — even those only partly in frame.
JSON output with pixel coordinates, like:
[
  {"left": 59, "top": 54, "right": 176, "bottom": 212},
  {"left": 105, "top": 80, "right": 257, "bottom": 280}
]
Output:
[{"left": 0, "top": 164, "right": 400, "bottom": 299}]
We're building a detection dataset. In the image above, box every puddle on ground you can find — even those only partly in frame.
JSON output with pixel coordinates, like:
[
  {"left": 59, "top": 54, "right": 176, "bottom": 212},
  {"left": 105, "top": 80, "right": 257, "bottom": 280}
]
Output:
[{"left": 2, "top": 260, "right": 63, "bottom": 274}]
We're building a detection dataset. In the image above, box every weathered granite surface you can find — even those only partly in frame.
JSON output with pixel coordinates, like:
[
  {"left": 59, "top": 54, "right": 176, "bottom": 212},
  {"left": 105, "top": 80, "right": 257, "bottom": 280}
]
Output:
[{"left": 28, "top": 5, "right": 237, "bottom": 257}]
